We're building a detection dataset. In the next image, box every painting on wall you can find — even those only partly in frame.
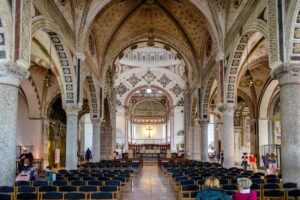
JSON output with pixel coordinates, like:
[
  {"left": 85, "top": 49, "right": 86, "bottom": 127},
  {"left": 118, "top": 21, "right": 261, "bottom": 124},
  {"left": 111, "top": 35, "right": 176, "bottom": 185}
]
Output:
[
  {"left": 274, "top": 120, "right": 281, "bottom": 145},
  {"left": 176, "top": 130, "right": 184, "bottom": 136}
]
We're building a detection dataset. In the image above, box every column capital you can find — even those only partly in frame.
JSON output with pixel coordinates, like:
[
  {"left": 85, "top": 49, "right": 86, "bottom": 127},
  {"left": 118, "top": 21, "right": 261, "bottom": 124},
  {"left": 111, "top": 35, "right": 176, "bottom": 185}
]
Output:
[
  {"left": 65, "top": 104, "right": 81, "bottom": 116},
  {"left": 91, "top": 118, "right": 101, "bottom": 126},
  {"left": 197, "top": 118, "right": 209, "bottom": 126},
  {"left": 218, "top": 103, "right": 235, "bottom": 116},
  {"left": 215, "top": 52, "right": 225, "bottom": 61},
  {"left": 272, "top": 62, "right": 300, "bottom": 85},
  {"left": 0, "top": 62, "right": 29, "bottom": 86},
  {"left": 76, "top": 52, "right": 86, "bottom": 62}
]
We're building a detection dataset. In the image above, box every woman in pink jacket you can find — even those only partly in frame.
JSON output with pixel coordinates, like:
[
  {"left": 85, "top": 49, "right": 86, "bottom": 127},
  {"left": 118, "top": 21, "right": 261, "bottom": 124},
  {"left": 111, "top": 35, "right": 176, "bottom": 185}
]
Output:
[{"left": 233, "top": 178, "right": 257, "bottom": 200}]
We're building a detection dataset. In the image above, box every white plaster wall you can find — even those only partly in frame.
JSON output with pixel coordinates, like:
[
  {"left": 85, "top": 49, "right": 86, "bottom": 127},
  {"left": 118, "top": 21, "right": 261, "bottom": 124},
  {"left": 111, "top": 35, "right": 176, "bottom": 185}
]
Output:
[
  {"left": 116, "top": 106, "right": 126, "bottom": 145},
  {"left": 174, "top": 107, "right": 184, "bottom": 147},
  {"left": 82, "top": 115, "right": 93, "bottom": 152},
  {"left": 208, "top": 115, "right": 215, "bottom": 153},
  {"left": 17, "top": 94, "right": 42, "bottom": 159},
  {"left": 134, "top": 124, "right": 165, "bottom": 139}
]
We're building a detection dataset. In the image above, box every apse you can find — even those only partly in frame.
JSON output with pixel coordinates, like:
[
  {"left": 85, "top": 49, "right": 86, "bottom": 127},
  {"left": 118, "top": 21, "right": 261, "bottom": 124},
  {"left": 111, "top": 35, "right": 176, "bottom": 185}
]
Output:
[{"left": 114, "top": 46, "right": 186, "bottom": 156}]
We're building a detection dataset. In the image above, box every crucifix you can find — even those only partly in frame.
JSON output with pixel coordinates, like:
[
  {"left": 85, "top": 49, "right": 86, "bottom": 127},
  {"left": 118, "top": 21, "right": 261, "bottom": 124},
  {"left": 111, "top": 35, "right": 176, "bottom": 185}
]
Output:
[{"left": 146, "top": 126, "right": 153, "bottom": 139}]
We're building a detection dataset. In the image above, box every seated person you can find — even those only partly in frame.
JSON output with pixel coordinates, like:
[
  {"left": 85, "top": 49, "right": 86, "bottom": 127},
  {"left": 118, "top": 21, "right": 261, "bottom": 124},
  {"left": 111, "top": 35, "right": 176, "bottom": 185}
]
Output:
[
  {"left": 44, "top": 166, "right": 56, "bottom": 181},
  {"left": 233, "top": 178, "right": 257, "bottom": 200},
  {"left": 197, "top": 177, "right": 231, "bottom": 200}
]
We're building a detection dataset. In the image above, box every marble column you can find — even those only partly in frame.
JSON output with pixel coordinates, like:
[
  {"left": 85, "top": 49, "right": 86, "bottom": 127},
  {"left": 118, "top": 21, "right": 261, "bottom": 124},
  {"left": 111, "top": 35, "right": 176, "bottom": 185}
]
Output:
[
  {"left": 92, "top": 119, "right": 101, "bottom": 162},
  {"left": 124, "top": 107, "right": 129, "bottom": 151},
  {"left": 170, "top": 115, "right": 175, "bottom": 152},
  {"left": 0, "top": 64, "right": 27, "bottom": 186},
  {"left": 273, "top": 64, "right": 300, "bottom": 185},
  {"left": 42, "top": 119, "right": 50, "bottom": 168},
  {"left": 65, "top": 107, "right": 80, "bottom": 170},
  {"left": 193, "top": 121, "right": 201, "bottom": 160},
  {"left": 200, "top": 120, "right": 209, "bottom": 162},
  {"left": 184, "top": 92, "right": 191, "bottom": 159},
  {"left": 221, "top": 104, "right": 235, "bottom": 168}
]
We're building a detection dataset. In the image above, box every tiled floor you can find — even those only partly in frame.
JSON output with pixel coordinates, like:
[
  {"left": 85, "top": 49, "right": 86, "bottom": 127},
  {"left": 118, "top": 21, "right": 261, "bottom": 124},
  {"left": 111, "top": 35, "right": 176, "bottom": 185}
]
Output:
[{"left": 122, "top": 165, "right": 176, "bottom": 200}]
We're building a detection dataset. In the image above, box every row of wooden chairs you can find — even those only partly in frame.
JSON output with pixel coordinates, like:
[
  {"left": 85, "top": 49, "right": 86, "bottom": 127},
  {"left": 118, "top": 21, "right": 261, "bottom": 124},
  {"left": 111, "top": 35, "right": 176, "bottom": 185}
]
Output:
[
  {"left": 162, "top": 161, "right": 300, "bottom": 200},
  {"left": 0, "top": 191, "right": 119, "bottom": 200}
]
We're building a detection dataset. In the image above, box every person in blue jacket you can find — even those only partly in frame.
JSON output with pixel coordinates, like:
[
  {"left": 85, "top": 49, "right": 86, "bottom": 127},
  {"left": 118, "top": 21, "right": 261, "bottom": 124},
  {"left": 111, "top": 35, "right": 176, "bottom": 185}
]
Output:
[{"left": 197, "top": 177, "right": 232, "bottom": 200}]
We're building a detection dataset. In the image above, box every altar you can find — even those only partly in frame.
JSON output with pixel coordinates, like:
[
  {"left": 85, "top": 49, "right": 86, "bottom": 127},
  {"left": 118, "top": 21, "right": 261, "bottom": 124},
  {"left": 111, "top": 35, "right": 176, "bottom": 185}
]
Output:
[{"left": 128, "top": 144, "right": 170, "bottom": 161}]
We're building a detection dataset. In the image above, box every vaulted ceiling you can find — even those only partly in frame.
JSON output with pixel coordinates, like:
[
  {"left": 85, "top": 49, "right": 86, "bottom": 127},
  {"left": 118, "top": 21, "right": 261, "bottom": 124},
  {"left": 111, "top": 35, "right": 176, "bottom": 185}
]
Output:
[{"left": 87, "top": 0, "right": 219, "bottom": 87}]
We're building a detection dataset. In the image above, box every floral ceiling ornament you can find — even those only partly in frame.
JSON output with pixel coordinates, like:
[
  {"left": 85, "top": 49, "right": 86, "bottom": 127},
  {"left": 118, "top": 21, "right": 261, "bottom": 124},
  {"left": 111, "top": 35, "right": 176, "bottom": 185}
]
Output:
[
  {"left": 116, "top": 83, "right": 129, "bottom": 97},
  {"left": 157, "top": 74, "right": 172, "bottom": 87},
  {"left": 170, "top": 84, "right": 183, "bottom": 97},
  {"left": 127, "top": 73, "right": 141, "bottom": 87},
  {"left": 142, "top": 70, "right": 156, "bottom": 84}
]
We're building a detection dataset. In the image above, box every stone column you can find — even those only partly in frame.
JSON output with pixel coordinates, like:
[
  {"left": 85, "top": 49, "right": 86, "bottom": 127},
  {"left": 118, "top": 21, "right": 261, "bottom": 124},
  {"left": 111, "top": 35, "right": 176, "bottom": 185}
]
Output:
[
  {"left": 42, "top": 119, "right": 50, "bottom": 168},
  {"left": 189, "top": 126, "right": 194, "bottom": 160},
  {"left": 184, "top": 92, "right": 191, "bottom": 159},
  {"left": 0, "top": 64, "right": 27, "bottom": 186},
  {"left": 221, "top": 104, "right": 235, "bottom": 168},
  {"left": 193, "top": 121, "right": 201, "bottom": 160},
  {"left": 65, "top": 107, "right": 80, "bottom": 170},
  {"left": 170, "top": 115, "right": 175, "bottom": 152},
  {"left": 273, "top": 64, "right": 300, "bottom": 185},
  {"left": 91, "top": 119, "right": 101, "bottom": 162},
  {"left": 200, "top": 120, "right": 209, "bottom": 162},
  {"left": 124, "top": 107, "right": 129, "bottom": 151}
]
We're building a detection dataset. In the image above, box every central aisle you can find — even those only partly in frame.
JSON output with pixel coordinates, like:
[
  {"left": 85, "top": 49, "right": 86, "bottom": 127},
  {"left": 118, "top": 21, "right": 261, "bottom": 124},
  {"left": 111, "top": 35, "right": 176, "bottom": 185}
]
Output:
[{"left": 122, "top": 165, "right": 176, "bottom": 200}]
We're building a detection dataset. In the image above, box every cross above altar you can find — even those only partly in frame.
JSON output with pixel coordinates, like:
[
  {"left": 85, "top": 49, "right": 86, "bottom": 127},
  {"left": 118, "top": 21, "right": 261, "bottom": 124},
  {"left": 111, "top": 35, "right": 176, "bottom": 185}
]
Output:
[{"left": 146, "top": 126, "right": 153, "bottom": 138}]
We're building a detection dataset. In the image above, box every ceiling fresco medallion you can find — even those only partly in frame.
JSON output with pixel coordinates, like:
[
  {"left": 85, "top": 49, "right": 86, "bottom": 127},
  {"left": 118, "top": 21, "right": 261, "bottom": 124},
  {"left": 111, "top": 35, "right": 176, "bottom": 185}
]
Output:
[
  {"left": 116, "top": 83, "right": 129, "bottom": 97},
  {"left": 170, "top": 84, "right": 183, "bottom": 97},
  {"left": 127, "top": 73, "right": 141, "bottom": 87},
  {"left": 142, "top": 70, "right": 156, "bottom": 84},
  {"left": 157, "top": 74, "right": 172, "bottom": 87}
]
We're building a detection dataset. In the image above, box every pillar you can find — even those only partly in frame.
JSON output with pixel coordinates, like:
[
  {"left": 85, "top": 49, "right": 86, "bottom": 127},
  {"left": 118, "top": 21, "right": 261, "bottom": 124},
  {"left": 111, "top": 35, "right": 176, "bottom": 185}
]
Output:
[
  {"left": 193, "top": 121, "right": 201, "bottom": 160},
  {"left": 42, "top": 119, "right": 50, "bottom": 168},
  {"left": 170, "top": 114, "right": 175, "bottom": 152},
  {"left": 92, "top": 119, "right": 100, "bottom": 162},
  {"left": 0, "top": 64, "right": 27, "bottom": 186},
  {"left": 124, "top": 107, "right": 129, "bottom": 151},
  {"left": 221, "top": 104, "right": 235, "bottom": 168},
  {"left": 65, "top": 106, "right": 80, "bottom": 170},
  {"left": 184, "top": 92, "right": 191, "bottom": 158},
  {"left": 273, "top": 64, "right": 300, "bottom": 185},
  {"left": 200, "top": 120, "right": 209, "bottom": 162}
]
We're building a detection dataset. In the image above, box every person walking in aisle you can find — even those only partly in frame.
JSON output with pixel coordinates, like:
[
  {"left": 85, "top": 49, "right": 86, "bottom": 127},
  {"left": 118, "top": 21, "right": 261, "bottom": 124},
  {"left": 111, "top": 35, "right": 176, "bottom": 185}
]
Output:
[
  {"left": 85, "top": 148, "right": 92, "bottom": 162},
  {"left": 241, "top": 153, "right": 248, "bottom": 172},
  {"left": 249, "top": 153, "right": 257, "bottom": 173}
]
